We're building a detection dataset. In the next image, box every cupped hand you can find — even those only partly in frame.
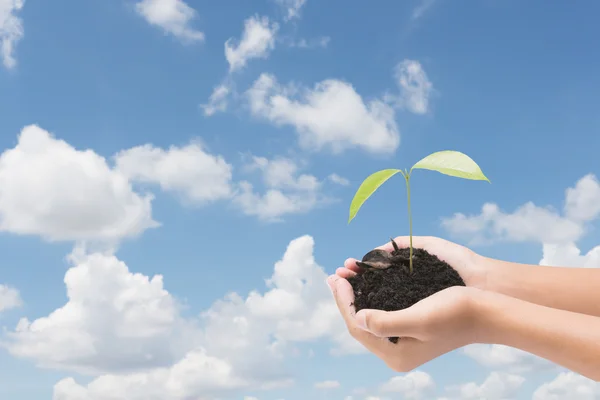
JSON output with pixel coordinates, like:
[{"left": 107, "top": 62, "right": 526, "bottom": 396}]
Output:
[
  {"left": 337, "top": 236, "right": 489, "bottom": 289},
  {"left": 327, "top": 274, "right": 486, "bottom": 372}
]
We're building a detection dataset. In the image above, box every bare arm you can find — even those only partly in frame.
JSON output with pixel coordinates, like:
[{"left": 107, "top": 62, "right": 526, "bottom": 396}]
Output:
[
  {"left": 478, "top": 289, "right": 600, "bottom": 381},
  {"left": 482, "top": 257, "right": 600, "bottom": 317}
]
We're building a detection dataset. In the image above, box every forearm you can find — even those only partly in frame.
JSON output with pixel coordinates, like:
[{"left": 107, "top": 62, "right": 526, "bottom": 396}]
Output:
[
  {"left": 481, "top": 256, "right": 600, "bottom": 317},
  {"left": 476, "top": 290, "right": 600, "bottom": 381}
]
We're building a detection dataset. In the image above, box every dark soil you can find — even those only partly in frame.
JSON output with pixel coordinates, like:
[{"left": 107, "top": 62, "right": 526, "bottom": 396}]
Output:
[{"left": 347, "top": 246, "right": 465, "bottom": 343}]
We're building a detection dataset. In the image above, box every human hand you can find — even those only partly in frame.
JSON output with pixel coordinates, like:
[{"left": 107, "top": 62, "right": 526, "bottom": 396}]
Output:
[
  {"left": 327, "top": 274, "right": 485, "bottom": 372},
  {"left": 336, "top": 236, "right": 489, "bottom": 290}
]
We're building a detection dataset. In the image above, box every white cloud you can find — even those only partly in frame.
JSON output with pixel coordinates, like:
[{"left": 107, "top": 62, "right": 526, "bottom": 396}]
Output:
[
  {"left": 52, "top": 349, "right": 249, "bottom": 400},
  {"left": 0, "top": 125, "right": 157, "bottom": 243},
  {"left": 233, "top": 182, "right": 320, "bottom": 222},
  {"left": 328, "top": 173, "right": 349, "bottom": 186},
  {"left": 275, "top": 0, "right": 307, "bottom": 21},
  {"left": 564, "top": 174, "right": 600, "bottom": 222},
  {"left": 442, "top": 173, "right": 600, "bottom": 268},
  {"left": 0, "top": 284, "right": 21, "bottom": 312},
  {"left": 135, "top": 0, "right": 204, "bottom": 42},
  {"left": 0, "top": 0, "right": 24, "bottom": 69},
  {"left": 200, "top": 83, "right": 231, "bottom": 116},
  {"left": 233, "top": 156, "right": 331, "bottom": 221},
  {"left": 463, "top": 344, "right": 555, "bottom": 373},
  {"left": 315, "top": 380, "right": 340, "bottom": 389},
  {"left": 446, "top": 371, "right": 525, "bottom": 400},
  {"left": 442, "top": 202, "right": 584, "bottom": 245},
  {"left": 6, "top": 248, "right": 196, "bottom": 375},
  {"left": 114, "top": 144, "right": 339, "bottom": 220},
  {"left": 202, "top": 15, "right": 280, "bottom": 116},
  {"left": 114, "top": 142, "right": 234, "bottom": 206},
  {"left": 379, "top": 371, "right": 435, "bottom": 399},
  {"left": 202, "top": 2, "right": 324, "bottom": 116},
  {"left": 539, "top": 242, "right": 600, "bottom": 268},
  {"left": 389, "top": 60, "right": 433, "bottom": 114},
  {"left": 242, "top": 156, "right": 318, "bottom": 192},
  {"left": 42, "top": 235, "right": 359, "bottom": 399},
  {"left": 246, "top": 73, "right": 400, "bottom": 155},
  {"left": 225, "top": 15, "right": 279, "bottom": 72},
  {"left": 443, "top": 174, "right": 600, "bottom": 246},
  {"left": 533, "top": 371, "right": 600, "bottom": 400},
  {"left": 243, "top": 235, "right": 347, "bottom": 344}
]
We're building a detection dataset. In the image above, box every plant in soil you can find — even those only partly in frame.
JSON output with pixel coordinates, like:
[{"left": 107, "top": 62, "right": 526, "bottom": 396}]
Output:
[{"left": 347, "top": 150, "right": 490, "bottom": 343}]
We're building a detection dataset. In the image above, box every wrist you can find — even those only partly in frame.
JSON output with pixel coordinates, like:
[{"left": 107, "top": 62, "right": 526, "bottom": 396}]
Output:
[
  {"left": 475, "top": 254, "right": 506, "bottom": 293},
  {"left": 469, "top": 288, "right": 513, "bottom": 345}
]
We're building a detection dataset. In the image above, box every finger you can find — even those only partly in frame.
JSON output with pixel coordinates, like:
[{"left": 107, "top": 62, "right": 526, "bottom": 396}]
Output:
[
  {"left": 336, "top": 267, "right": 357, "bottom": 279},
  {"left": 344, "top": 257, "right": 363, "bottom": 273},
  {"left": 327, "top": 275, "right": 395, "bottom": 357},
  {"left": 327, "top": 275, "right": 357, "bottom": 326},
  {"left": 355, "top": 308, "right": 422, "bottom": 338}
]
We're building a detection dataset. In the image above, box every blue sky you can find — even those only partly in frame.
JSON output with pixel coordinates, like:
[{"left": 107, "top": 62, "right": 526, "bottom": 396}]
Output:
[{"left": 1, "top": 0, "right": 600, "bottom": 399}]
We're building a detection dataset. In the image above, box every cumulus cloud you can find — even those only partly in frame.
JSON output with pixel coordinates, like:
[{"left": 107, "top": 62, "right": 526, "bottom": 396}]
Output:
[
  {"left": 114, "top": 141, "right": 234, "bottom": 206},
  {"left": 233, "top": 181, "right": 320, "bottom": 222},
  {"left": 445, "top": 371, "right": 525, "bottom": 400},
  {"left": 0, "top": 284, "right": 22, "bottom": 312},
  {"left": 533, "top": 371, "right": 600, "bottom": 399},
  {"left": 379, "top": 371, "right": 435, "bottom": 399},
  {"left": 242, "top": 156, "right": 313, "bottom": 190},
  {"left": 6, "top": 248, "right": 197, "bottom": 375},
  {"left": 564, "top": 174, "right": 600, "bottom": 222},
  {"left": 246, "top": 73, "right": 400, "bottom": 155},
  {"left": 463, "top": 344, "right": 555, "bottom": 373},
  {"left": 442, "top": 173, "right": 600, "bottom": 268},
  {"left": 112, "top": 142, "right": 338, "bottom": 220},
  {"left": 202, "top": 1, "right": 326, "bottom": 116},
  {"left": 0, "top": 125, "right": 157, "bottom": 243},
  {"left": 134, "top": 0, "right": 204, "bottom": 42},
  {"left": 232, "top": 156, "right": 333, "bottom": 221},
  {"left": 0, "top": 0, "right": 24, "bottom": 69},
  {"left": 539, "top": 242, "right": 600, "bottom": 268},
  {"left": 241, "top": 235, "right": 352, "bottom": 348},
  {"left": 0, "top": 125, "right": 335, "bottom": 247},
  {"left": 225, "top": 15, "right": 279, "bottom": 72},
  {"left": 442, "top": 202, "right": 584, "bottom": 245},
  {"left": 40, "top": 235, "right": 360, "bottom": 399},
  {"left": 52, "top": 349, "right": 250, "bottom": 400}
]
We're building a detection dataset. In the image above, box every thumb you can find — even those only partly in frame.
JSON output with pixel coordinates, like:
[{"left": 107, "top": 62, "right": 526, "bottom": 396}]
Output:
[{"left": 355, "top": 308, "right": 420, "bottom": 338}]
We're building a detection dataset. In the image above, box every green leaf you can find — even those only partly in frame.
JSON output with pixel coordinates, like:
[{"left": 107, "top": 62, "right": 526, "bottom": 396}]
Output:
[
  {"left": 410, "top": 150, "right": 490, "bottom": 182},
  {"left": 348, "top": 169, "right": 404, "bottom": 224}
]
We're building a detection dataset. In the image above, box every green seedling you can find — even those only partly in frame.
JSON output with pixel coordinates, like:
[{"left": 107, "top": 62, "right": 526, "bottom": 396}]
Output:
[{"left": 348, "top": 150, "right": 490, "bottom": 274}]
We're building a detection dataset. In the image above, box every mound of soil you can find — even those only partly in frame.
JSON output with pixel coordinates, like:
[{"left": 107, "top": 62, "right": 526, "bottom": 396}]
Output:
[{"left": 347, "top": 246, "right": 465, "bottom": 343}]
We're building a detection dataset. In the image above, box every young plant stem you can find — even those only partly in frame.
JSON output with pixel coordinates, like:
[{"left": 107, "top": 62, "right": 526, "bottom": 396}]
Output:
[{"left": 404, "top": 170, "right": 414, "bottom": 274}]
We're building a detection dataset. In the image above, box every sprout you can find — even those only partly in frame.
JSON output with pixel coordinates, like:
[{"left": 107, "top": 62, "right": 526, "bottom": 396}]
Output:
[{"left": 348, "top": 150, "right": 490, "bottom": 273}]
